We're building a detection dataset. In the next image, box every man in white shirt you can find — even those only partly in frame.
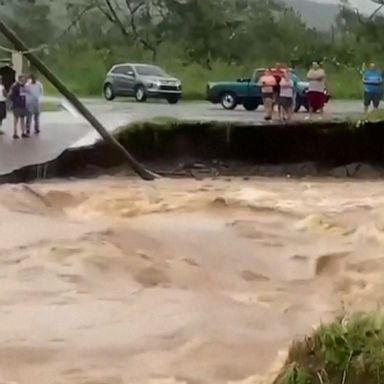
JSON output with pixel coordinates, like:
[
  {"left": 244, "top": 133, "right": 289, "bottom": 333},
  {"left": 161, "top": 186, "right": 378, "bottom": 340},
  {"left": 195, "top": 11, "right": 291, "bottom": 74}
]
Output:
[{"left": 25, "top": 73, "right": 44, "bottom": 134}]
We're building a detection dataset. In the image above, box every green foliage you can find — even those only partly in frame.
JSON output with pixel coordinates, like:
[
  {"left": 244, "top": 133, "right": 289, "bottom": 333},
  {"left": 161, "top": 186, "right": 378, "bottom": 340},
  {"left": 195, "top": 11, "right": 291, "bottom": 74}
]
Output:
[
  {"left": 1, "top": 0, "right": 384, "bottom": 99},
  {"left": 279, "top": 365, "right": 311, "bottom": 384},
  {"left": 40, "top": 101, "right": 60, "bottom": 112},
  {"left": 49, "top": 45, "right": 108, "bottom": 96},
  {"left": 3, "top": 0, "right": 54, "bottom": 46},
  {"left": 275, "top": 313, "right": 384, "bottom": 384},
  {"left": 326, "top": 68, "right": 362, "bottom": 100}
]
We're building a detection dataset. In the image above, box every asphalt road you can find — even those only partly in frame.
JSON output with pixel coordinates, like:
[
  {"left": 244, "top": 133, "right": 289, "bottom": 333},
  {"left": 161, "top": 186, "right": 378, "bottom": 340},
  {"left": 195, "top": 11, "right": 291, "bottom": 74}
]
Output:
[
  {"left": 65, "top": 98, "right": 364, "bottom": 123},
  {"left": 0, "top": 98, "right": 366, "bottom": 176}
]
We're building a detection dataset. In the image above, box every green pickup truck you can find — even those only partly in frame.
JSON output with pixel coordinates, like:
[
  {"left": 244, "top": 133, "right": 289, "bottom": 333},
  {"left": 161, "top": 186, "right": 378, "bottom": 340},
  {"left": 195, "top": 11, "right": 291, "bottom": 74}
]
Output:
[{"left": 206, "top": 68, "right": 329, "bottom": 112}]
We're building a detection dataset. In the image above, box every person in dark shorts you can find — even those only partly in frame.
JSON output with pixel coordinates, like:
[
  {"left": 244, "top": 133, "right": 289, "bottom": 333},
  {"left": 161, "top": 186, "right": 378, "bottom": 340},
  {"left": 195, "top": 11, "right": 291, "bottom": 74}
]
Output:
[
  {"left": 271, "top": 63, "right": 285, "bottom": 113},
  {"left": 0, "top": 76, "right": 6, "bottom": 131},
  {"left": 8, "top": 75, "right": 28, "bottom": 139},
  {"left": 278, "top": 70, "right": 294, "bottom": 121},
  {"left": 362, "top": 63, "right": 383, "bottom": 113},
  {"left": 259, "top": 69, "right": 277, "bottom": 121}
]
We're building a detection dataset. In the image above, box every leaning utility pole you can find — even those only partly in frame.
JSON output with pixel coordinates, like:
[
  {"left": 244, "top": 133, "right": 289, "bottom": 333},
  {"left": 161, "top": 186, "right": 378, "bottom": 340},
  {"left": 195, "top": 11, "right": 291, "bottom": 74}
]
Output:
[{"left": 0, "top": 19, "right": 158, "bottom": 181}]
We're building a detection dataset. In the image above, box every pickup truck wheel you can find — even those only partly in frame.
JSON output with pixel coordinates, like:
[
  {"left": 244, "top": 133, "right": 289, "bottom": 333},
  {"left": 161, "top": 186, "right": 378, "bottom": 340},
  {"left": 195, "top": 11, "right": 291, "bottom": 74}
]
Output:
[
  {"left": 220, "top": 92, "right": 237, "bottom": 110},
  {"left": 294, "top": 94, "right": 304, "bottom": 112},
  {"left": 301, "top": 99, "right": 309, "bottom": 112},
  {"left": 243, "top": 101, "right": 259, "bottom": 111},
  {"left": 104, "top": 84, "right": 115, "bottom": 101},
  {"left": 135, "top": 86, "right": 147, "bottom": 102}
]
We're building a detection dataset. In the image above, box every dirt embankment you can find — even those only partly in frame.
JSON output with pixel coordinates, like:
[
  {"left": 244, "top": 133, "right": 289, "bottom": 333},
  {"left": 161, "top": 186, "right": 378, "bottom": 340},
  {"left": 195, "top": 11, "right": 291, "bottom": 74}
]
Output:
[{"left": 6, "top": 119, "right": 384, "bottom": 183}]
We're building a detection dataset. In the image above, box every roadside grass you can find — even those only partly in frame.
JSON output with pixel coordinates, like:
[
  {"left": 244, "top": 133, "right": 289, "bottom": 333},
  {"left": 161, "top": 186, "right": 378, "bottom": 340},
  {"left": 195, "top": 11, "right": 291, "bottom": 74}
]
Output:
[
  {"left": 274, "top": 312, "right": 384, "bottom": 384},
  {"left": 364, "top": 109, "right": 384, "bottom": 122},
  {"left": 44, "top": 49, "right": 364, "bottom": 101},
  {"left": 45, "top": 60, "right": 249, "bottom": 100},
  {"left": 326, "top": 69, "right": 362, "bottom": 100},
  {"left": 336, "top": 109, "right": 384, "bottom": 126},
  {"left": 41, "top": 101, "right": 61, "bottom": 112},
  {"left": 167, "top": 62, "right": 251, "bottom": 100},
  {"left": 145, "top": 116, "right": 182, "bottom": 125}
]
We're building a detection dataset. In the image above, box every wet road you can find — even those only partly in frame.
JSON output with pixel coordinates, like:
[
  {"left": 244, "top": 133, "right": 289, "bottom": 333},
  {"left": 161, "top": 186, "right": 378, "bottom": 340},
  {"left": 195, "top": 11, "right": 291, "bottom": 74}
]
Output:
[
  {"left": 97, "top": 98, "right": 363, "bottom": 121},
  {"left": 0, "top": 99, "right": 364, "bottom": 175},
  {"left": 69, "top": 98, "right": 364, "bottom": 147}
]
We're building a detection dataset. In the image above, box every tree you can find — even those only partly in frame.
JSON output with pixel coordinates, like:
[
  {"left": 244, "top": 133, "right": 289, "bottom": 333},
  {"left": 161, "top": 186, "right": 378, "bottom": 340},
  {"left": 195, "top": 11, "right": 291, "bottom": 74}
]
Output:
[
  {"left": 5, "top": 0, "right": 54, "bottom": 47},
  {"left": 92, "top": 0, "right": 173, "bottom": 62}
]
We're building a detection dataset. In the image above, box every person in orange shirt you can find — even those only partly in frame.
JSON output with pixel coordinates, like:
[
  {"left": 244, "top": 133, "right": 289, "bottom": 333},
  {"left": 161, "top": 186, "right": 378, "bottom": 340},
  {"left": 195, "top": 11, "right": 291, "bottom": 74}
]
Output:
[
  {"left": 259, "top": 68, "right": 277, "bottom": 121},
  {"left": 271, "top": 63, "right": 285, "bottom": 112}
]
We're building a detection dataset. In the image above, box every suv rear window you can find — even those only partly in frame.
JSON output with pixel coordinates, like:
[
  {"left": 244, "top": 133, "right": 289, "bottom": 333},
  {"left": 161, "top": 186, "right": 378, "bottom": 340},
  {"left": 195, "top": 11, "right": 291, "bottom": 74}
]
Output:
[
  {"left": 111, "top": 65, "right": 133, "bottom": 74},
  {"left": 135, "top": 65, "right": 166, "bottom": 77}
]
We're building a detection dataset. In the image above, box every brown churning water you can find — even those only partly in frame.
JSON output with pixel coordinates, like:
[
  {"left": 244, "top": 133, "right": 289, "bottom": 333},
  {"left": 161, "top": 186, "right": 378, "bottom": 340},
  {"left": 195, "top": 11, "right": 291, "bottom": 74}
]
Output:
[{"left": 0, "top": 176, "right": 382, "bottom": 384}]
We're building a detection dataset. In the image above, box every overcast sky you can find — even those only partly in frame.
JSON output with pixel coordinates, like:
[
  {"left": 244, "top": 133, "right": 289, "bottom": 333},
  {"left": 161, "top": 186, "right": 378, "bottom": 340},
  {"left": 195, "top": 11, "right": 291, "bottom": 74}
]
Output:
[{"left": 316, "top": 0, "right": 381, "bottom": 13}]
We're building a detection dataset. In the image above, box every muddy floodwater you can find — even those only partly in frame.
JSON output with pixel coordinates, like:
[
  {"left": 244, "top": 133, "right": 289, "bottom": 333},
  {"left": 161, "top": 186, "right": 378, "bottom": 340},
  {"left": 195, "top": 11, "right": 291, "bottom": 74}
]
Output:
[{"left": 1, "top": 177, "right": 384, "bottom": 384}]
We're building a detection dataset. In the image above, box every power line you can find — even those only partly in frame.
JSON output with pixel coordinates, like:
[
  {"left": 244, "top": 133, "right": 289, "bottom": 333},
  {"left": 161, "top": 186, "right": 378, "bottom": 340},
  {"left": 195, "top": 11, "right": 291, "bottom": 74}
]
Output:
[{"left": 0, "top": 43, "right": 47, "bottom": 54}]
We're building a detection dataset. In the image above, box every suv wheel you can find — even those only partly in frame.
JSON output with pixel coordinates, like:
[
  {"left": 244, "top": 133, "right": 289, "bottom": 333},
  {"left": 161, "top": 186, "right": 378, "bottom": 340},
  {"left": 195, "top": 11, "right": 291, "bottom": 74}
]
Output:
[
  {"left": 135, "top": 86, "right": 147, "bottom": 102},
  {"left": 166, "top": 95, "right": 180, "bottom": 104},
  {"left": 104, "top": 84, "right": 115, "bottom": 101},
  {"left": 220, "top": 92, "right": 237, "bottom": 110}
]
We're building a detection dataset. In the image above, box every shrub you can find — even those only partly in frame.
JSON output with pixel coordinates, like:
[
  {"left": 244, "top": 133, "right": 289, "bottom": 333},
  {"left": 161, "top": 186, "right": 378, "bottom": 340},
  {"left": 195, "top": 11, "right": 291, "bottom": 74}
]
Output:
[{"left": 274, "top": 313, "right": 384, "bottom": 384}]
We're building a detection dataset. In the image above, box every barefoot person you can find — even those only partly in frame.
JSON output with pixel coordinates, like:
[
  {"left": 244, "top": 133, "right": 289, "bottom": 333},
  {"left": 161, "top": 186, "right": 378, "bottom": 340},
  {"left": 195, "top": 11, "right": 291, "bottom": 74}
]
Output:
[
  {"left": 278, "top": 70, "right": 295, "bottom": 121},
  {"left": 8, "top": 75, "right": 28, "bottom": 139},
  {"left": 25, "top": 74, "right": 44, "bottom": 135},
  {"left": 362, "top": 62, "right": 383, "bottom": 113},
  {"left": 259, "top": 68, "right": 277, "bottom": 121},
  {"left": 0, "top": 76, "right": 6, "bottom": 132},
  {"left": 307, "top": 62, "right": 326, "bottom": 119}
]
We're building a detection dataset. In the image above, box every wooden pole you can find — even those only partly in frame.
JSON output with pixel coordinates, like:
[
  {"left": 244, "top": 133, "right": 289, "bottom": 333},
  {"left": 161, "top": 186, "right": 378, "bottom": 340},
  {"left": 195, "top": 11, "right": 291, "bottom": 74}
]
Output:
[{"left": 0, "top": 19, "right": 158, "bottom": 181}]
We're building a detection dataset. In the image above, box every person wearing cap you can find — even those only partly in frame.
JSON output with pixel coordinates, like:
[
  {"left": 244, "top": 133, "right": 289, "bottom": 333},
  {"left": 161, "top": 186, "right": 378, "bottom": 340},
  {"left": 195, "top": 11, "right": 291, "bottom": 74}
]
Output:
[{"left": 362, "top": 62, "right": 383, "bottom": 113}]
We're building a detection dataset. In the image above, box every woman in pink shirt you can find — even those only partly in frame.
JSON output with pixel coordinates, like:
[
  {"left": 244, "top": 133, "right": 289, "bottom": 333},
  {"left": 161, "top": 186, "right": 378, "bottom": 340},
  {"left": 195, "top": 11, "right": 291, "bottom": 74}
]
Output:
[{"left": 259, "top": 69, "right": 277, "bottom": 121}]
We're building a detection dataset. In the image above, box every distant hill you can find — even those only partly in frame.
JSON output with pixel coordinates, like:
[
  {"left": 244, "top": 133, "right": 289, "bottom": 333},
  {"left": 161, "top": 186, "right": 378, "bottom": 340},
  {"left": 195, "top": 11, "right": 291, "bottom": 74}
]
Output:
[{"left": 284, "top": 0, "right": 339, "bottom": 30}]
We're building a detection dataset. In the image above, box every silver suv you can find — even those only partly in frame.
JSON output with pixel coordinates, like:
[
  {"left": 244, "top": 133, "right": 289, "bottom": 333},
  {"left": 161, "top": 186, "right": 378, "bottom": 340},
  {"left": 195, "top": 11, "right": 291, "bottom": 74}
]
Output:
[{"left": 103, "top": 63, "right": 182, "bottom": 104}]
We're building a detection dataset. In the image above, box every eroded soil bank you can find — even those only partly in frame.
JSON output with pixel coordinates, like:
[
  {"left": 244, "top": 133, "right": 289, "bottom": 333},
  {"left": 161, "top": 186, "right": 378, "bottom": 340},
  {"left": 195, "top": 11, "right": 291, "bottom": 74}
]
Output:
[
  {"left": 3, "top": 119, "right": 384, "bottom": 183},
  {"left": 0, "top": 177, "right": 384, "bottom": 383}
]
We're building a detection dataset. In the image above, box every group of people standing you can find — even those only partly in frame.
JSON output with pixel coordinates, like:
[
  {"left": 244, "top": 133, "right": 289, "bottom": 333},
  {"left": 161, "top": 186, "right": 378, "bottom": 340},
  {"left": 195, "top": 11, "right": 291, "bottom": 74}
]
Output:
[
  {"left": 0, "top": 74, "right": 43, "bottom": 139},
  {"left": 259, "top": 62, "right": 327, "bottom": 122}
]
